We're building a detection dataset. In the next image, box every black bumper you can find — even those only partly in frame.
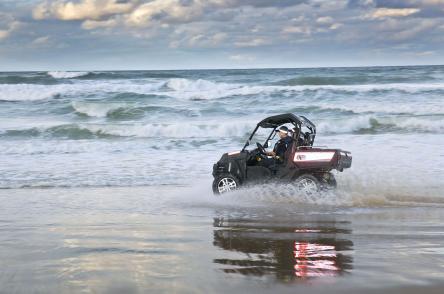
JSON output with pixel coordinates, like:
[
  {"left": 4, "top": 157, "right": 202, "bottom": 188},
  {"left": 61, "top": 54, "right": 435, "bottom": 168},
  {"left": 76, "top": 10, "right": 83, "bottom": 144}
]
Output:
[{"left": 337, "top": 151, "right": 352, "bottom": 171}]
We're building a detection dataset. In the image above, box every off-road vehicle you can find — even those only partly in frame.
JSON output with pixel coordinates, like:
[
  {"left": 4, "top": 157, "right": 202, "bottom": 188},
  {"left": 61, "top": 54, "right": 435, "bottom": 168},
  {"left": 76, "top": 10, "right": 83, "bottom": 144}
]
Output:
[{"left": 212, "top": 113, "right": 352, "bottom": 194}]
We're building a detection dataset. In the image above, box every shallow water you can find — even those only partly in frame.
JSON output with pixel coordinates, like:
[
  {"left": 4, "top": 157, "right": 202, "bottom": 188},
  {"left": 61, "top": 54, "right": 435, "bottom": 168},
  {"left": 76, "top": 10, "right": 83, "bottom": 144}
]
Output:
[{"left": 1, "top": 187, "right": 444, "bottom": 294}]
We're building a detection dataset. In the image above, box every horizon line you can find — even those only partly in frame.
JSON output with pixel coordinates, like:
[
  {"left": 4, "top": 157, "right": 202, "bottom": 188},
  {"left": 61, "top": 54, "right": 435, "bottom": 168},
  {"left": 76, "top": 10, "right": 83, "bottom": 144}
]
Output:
[{"left": 1, "top": 63, "right": 443, "bottom": 72}]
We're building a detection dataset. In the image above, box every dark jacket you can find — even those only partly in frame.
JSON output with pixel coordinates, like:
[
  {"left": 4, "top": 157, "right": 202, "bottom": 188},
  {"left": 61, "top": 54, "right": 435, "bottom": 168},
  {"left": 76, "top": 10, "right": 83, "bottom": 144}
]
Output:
[{"left": 273, "top": 136, "right": 292, "bottom": 159}]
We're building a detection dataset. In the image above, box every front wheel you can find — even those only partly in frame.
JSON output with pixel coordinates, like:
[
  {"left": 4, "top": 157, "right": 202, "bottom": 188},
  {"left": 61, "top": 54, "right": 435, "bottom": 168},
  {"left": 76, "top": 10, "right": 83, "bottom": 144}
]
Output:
[
  {"left": 212, "top": 174, "right": 240, "bottom": 195},
  {"left": 294, "top": 174, "right": 321, "bottom": 196}
]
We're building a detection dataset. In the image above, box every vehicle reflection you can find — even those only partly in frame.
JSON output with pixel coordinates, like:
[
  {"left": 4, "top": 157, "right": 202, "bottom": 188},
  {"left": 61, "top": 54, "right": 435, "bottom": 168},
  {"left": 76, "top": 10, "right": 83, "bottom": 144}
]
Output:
[{"left": 213, "top": 217, "right": 353, "bottom": 281}]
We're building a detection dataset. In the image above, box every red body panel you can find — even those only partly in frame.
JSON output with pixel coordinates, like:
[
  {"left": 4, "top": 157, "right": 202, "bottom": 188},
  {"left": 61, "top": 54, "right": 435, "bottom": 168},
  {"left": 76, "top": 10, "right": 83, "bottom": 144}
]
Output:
[{"left": 288, "top": 147, "right": 352, "bottom": 171}]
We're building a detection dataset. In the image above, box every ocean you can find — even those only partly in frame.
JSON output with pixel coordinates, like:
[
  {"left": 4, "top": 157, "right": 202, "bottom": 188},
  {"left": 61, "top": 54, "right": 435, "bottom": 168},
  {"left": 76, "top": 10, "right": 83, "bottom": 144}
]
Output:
[{"left": 0, "top": 66, "right": 443, "bottom": 293}]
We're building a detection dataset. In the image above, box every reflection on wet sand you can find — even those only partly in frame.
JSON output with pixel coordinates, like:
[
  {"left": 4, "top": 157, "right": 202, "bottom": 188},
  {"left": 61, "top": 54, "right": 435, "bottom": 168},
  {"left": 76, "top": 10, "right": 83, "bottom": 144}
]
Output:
[{"left": 213, "top": 217, "right": 353, "bottom": 281}]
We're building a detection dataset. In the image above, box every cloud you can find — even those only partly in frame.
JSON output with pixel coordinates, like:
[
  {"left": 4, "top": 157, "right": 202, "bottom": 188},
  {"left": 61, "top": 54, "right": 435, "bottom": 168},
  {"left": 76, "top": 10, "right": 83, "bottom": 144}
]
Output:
[
  {"left": 32, "top": 0, "right": 310, "bottom": 28},
  {"left": 125, "top": 0, "right": 206, "bottom": 27},
  {"left": 282, "top": 25, "right": 312, "bottom": 35},
  {"left": 0, "top": 0, "right": 439, "bottom": 69},
  {"left": 233, "top": 0, "right": 308, "bottom": 8},
  {"left": 389, "top": 18, "right": 438, "bottom": 40},
  {"left": 31, "top": 35, "right": 50, "bottom": 46},
  {"left": 229, "top": 54, "right": 256, "bottom": 62},
  {"left": 29, "top": 35, "right": 67, "bottom": 49},
  {"left": 33, "top": 0, "right": 137, "bottom": 21},
  {"left": 368, "top": 7, "right": 420, "bottom": 18},
  {"left": 316, "top": 16, "right": 334, "bottom": 24},
  {"left": 170, "top": 31, "right": 228, "bottom": 48},
  {"left": 81, "top": 18, "right": 119, "bottom": 30},
  {"left": 373, "top": 0, "right": 444, "bottom": 9},
  {"left": 122, "top": 0, "right": 308, "bottom": 28},
  {"left": 0, "top": 13, "right": 22, "bottom": 41},
  {"left": 234, "top": 37, "right": 270, "bottom": 47},
  {"left": 415, "top": 50, "right": 435, "bottom": 56},
  {"left": 349, "top": 0, "right": 444, "bottom": 11}
]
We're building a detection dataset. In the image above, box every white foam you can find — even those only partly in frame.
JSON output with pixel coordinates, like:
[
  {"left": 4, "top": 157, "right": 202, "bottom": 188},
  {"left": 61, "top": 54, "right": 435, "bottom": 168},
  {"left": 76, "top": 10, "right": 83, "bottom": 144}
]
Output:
[
  {"left": 47, "top": 71, "right": 89, "bottom": 79},
  {"left": 71, "top": 101, "right": 126, "bottom": 118},
  {"left": 396, "top": 117, "right": 444, "bottom": 133},
  {"left": 310, "top": 100, "right": 444, "bottom": 115},
  {"left": 163, "top": 78, "right": 444, "bottom": 101},
  {"left": 167, "top": 78, "right": 226, "bottom": 92},
  {"left": 316, "top": 116, "right": 374, "bottom": 134},
  {"left": 0, "top": 80, "right": 165, "bottom": 101},
  {"left": 316, "top": 115, "right": 444, "bottom": 134},
  {"left": 3, "top": 77, "right": 444, "bottom": 112},
  {"left": 0, "top": 84, "right": 61, "bottom": 101},
  {"left": 2, "top": 115, "right": 441, "bottom": 140},
  {"left": 278, "top": 82, "right": 444, "bottom": 93},
  {"left": 214, "top": 183, "right": 351, "bottom": 207},
  {"left": 82, "top": 121, "right": 254, "bottom": 138},
  {"left": 165, "top": 78, "right": 252, "bottom": 100}
]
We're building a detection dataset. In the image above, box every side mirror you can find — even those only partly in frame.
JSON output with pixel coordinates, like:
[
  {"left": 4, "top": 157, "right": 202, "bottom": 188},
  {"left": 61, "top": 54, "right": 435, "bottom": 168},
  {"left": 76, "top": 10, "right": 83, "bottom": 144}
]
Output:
[
  {"left": 264, "top": 141, "right": 269, "bottom": 148},
  {"left": 245, "top": 141, "right": 250, "bottom": 147}
]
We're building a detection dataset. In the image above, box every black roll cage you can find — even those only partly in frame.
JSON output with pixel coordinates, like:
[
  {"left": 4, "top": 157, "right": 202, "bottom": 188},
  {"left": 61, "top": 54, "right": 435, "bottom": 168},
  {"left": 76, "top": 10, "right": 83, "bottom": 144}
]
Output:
[{"left": 241, "top": 113, "right": 317, "bottom": 152}]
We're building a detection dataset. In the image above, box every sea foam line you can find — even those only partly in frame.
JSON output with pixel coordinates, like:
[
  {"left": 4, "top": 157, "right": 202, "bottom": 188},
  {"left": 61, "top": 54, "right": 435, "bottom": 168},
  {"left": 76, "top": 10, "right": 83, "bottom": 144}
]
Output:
[{"left": 47, "top": 71, "right": 90, "bottom": 79}]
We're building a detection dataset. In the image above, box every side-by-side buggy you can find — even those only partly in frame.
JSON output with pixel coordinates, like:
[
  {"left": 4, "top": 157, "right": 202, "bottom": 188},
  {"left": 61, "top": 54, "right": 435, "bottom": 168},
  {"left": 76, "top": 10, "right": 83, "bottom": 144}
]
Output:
[{"left": 212, "top": 113, "right": 352, "bottom": 194}]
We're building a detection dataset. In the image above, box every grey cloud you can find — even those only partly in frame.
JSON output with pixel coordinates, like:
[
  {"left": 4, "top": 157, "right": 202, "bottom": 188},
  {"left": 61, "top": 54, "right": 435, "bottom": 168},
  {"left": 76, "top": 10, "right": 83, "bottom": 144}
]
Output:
[
  {"left": 347, "top": 0, "right": 375, "bottom": 8},
  {"left": 234, "top": 0, "right": 309, "bottom": 8},
  {"left": 348, "top": 0, "right": 444, "bottom": 9},
  {"left": 374, "top": 0, "right": 420, "bottom": 8},
  {"left": 0, "top": 12, "right": 23, "bottom": 40},
  {"left": 415, "top": 7, "right": 444, "bottom": 18},
  {"left": 373, "top": 0, "right": 444, "bottom": 11}
]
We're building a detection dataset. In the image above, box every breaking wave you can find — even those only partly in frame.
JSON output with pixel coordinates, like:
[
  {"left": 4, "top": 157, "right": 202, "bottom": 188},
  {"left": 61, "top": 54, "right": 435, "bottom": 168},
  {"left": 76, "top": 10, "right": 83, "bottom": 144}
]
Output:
[
  {"left": 316, "top": 115, "right": 444, "bottom": 134},
  {"left": 274, "top": 74, "right": 438, "bottom": 86},
  {"left": 0, "top": 84, "right": 63, "bottom": 101},
  {"left": 276, "top": 76, "right": 366, "bottom": 86},
  {"left": 72, "top": 101, "right": 127, "bottom": 118},
  {"left": 1, "top": 115, "right": 443, "bottom": 141},
  {"left": 47, "top": 71, "right": 90, "bottom": 79},
  {"left": 71, "top": 101, "right": 200, "bottom": 119},
  {"left": 0, "top": 122, "right": 253, "bottom": 139},
  {"left": 159, "top": 77, "right": 444, "bottom": 101},
  {"left": 0, "top": 81, "right": 165, "bottom": 101},
  {"left": 162, "top": 78, "right": 444, "bottom": 104},
  {"left": 3, "top": 77, "right": 444, "bottom": 108}
]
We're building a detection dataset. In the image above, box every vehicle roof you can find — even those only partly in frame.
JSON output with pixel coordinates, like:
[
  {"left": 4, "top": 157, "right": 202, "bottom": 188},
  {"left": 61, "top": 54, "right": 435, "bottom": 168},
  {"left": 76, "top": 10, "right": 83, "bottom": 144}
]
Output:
[{"left": 257, "top": 113, "right": 316, "bottom": 131}]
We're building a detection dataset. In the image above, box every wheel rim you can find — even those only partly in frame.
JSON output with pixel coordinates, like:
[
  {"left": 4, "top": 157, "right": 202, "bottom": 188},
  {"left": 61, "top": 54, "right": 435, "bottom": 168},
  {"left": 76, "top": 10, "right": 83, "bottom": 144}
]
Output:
[
  {"left": 297, "top": 178, "right": 318, "bottom": 195},
  {"left": 217, "top": 177, "right": 237, "bottom": 194}
]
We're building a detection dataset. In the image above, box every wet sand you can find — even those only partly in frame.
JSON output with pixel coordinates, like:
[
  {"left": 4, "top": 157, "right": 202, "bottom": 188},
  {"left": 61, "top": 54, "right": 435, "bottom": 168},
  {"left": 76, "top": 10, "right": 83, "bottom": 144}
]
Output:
[{"left": 1, "top": 186, "right": 444, "bottom": 294}]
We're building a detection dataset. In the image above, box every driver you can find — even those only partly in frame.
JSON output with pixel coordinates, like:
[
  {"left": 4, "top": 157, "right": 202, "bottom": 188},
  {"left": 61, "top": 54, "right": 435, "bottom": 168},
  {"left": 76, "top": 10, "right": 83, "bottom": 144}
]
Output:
[{"left": 266, "top": 126, "right": 292, "bottom": 161}]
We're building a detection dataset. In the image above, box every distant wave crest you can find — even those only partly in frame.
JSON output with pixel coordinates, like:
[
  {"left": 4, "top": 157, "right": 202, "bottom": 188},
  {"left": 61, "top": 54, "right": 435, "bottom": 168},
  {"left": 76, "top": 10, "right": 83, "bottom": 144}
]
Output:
[
  {"left": 47, "top": 71, "right": 90, "bottom": 79},
  {"left": 317, "top": 115, "right": 444, "bottom": 134},
  {"left": 3, "top": 77, "right": 444, "bottom": 104}
]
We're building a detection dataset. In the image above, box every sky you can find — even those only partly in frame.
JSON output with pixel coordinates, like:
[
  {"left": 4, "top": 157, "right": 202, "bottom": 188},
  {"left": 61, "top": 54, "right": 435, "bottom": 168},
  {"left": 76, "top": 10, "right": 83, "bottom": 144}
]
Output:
[{"left": 0, "top": 0, "right": 444, "bottom": 70}]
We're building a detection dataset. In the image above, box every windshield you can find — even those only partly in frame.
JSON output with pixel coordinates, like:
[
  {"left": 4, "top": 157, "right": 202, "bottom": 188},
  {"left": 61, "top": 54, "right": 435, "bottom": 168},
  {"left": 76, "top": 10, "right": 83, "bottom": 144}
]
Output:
[
  {"left": 244, "top": 127, "right": 274, "bottom": 151},
  {"left": 244, "top": 123, "right": 296, "bottom": 151}
]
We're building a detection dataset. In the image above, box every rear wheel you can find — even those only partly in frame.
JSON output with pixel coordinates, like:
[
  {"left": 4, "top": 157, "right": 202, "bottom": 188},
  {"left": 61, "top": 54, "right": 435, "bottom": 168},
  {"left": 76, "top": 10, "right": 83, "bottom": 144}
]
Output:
[
  {"left": 212, "top": 174, "right": 240, "bottom": 195},
  {"left": 294, "top": 174, "right": 320, "bottom": 196}
]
